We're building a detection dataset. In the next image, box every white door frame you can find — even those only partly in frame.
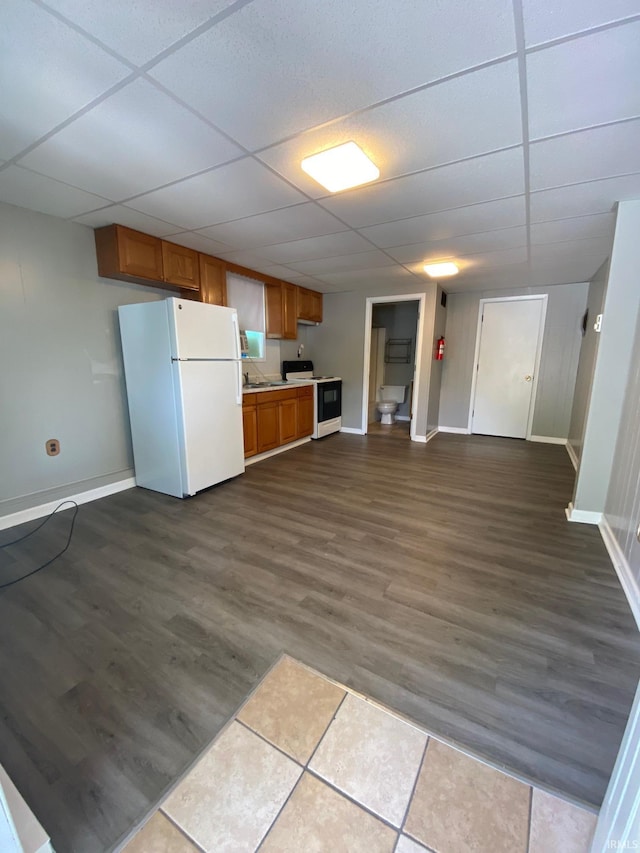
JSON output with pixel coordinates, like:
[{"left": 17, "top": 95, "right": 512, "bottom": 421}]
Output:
[
  {"left": 362, "top": 293, "right": 426, "bottom": 440},
  {"left": 591, "top": 676, "right": 640, "bottom": 851},
  {"left": 468, "top": 294, "right": 548, "bottom": 438}
]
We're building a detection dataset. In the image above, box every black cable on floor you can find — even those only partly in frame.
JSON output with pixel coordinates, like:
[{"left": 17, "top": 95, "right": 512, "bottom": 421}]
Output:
[{"left": 0, "top": 500, "right": 79, "bottom": 590}]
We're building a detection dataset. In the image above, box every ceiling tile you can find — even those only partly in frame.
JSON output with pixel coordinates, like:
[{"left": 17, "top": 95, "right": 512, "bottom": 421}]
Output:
[
  {"left": 215, "top": 248, "right": 283, "bottom": 270},
  {"left": 289, "top": 250, "right": 396, "bottom": 276},
  {"left": 320, "top": 148, "right": 524, "bottom": 228},
  {"left": 315, "top": 266, "right": 417, "bottom": 289},
  {"left": 0, "top": 0, "right": 130, "bottom": 160},
  {"left": 530, "top": 212, "right": 616, "bottom": 245},
  {"left": 406, "top": 246, "right": 528, "bottom": 276},
  {"left": 197, "top": 203, "right": 347, "bottom": 249},
  {"left": 530, "top": 173, "right": 640, "bottom": 221},
  {"left": 257, "top": 59, "right": 522, "bottom": 196},
  {"left": 529, "top": 120, "right": 640, "bottom": 191},
  {"left": 522, "top": 0, "right": 640, "bottom": 46},
  {"left": 43, "top": 0, "right": 240, "bottom": 65},
  {"left": 161, "top": 231, "right": 234, "bottom": 255},
  {"left": 149, "top": 0, "right": 516, "bottom": 149},
  {"left": 20, "top": 79, "right": 243, "bottom": 200},
  {"left": 527, "top": 24, "right": 640, "bottom": 139},
  {"left": 126, "top": 159, "right": 308, "bottom": 230},
  {"left": 72, "top": 204, "right": 185, "bottom": 235},
  {"left": 0, "top": 166, "right": 111, "bottom": 219},
  {"left": 256, "top": 232, "right": 375, "bottom": 264},
  {"left": 359, "top": 197, "right": 526, "bottom": 248},
  {"left": 387, "top": 226, "right": 527, "bottom": 264},
  {"left": 530, "top": 236, "right": 612, "bottom": 264}
]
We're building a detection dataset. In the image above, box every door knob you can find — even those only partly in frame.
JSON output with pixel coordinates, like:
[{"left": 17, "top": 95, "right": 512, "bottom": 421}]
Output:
[{"left": 524, "top": 375, "right": 532, "bottom": 382}]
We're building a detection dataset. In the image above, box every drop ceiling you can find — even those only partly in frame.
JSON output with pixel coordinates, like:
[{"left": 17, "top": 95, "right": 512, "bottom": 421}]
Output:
[{"left": 2, "top": 0, "right": 639, "bottom": 294}]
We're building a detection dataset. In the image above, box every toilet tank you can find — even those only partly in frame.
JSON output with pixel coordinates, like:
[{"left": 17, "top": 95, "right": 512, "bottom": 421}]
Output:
[{"left": 378, "top": 385, "right": 406, "bottom": 403}]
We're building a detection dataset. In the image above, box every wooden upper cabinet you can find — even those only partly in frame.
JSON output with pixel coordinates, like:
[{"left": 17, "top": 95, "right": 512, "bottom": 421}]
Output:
[
  {"left": 282, "top": 282, "right": 297, "bottom": 339},
  {"left": 161, "top": 241, "right": 200, "bottom": 290},
  {"left": 297, "top": 286, "right": 323, "bottom": 323},
  {"left": 266, "top": 281, "right": 297, "bottom": 340},
  {"left": 199, "top": 254, "right": 227, "bottom": 305},
  {"left": 95, "top": 224, "right": 163, "bottom": 284}
]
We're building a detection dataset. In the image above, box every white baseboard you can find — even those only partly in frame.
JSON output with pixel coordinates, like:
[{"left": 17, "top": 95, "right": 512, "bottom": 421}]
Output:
[
  {"left": 412, "top": 429, "right": 438, "bottom": 444},
  {"left": 340, "top": 427, "right": 365, "bottom": 435},
  {"left": 438, "top": 426, "right": 471, "bottom": 434},
  {"left": 565, "top": 501, "right": 602, "bottom": 525},
  {"left": 245, "top": 437, "right": 311, "bottom": 466},
  {"left": 565, "top": 442, "right": 579, "bottom": 471},
  {"left": 395, "top": 415, "right": 411, "bottom": 422},
  {"left": 0, "top": 477, "right": 136, "bottom": 531},
  {"left": 529, "top": 435, "right": 567, "bottom": 445},
  {"left": 599, "top": 516, "right": 640, "bottom": 630}
]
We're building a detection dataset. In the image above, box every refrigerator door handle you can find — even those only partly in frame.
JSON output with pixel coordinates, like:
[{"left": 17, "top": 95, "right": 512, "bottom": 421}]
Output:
[
  {"left": 235, "top": 360, "right": 243, "bottom": 404},
  {"left": 231, "top": 312, "right": 241, "bottom": 361}
]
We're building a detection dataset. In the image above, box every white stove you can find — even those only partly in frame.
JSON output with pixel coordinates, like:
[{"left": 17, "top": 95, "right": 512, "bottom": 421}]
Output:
[{"left": 282, "top": 360, "right": 342, "bottom": 438}]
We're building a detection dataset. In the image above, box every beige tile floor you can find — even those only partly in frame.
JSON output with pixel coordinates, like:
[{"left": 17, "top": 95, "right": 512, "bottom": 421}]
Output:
[{"left": 120, "top": 656, "right": 597, "bottom": 853}]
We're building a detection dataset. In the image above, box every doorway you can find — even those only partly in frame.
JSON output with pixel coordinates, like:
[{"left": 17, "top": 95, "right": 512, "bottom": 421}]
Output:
[
  {"left": 362, "top": 296, "right": 423, "bottom": 440},
  {"left": 470, "top": 295, "right": 547, "bottom": 438}
]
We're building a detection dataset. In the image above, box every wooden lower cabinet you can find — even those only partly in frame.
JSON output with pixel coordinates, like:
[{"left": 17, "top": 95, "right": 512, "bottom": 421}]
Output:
[
  {"left": 242, "top": 403, "right": 258, "bottom": 458},
  {"left": 256, "top": 401, "right": 279, "bottom": 453},
  {"left": 297, "top": 386, "right": 314, "bottom": 438},
  {"left": 242, "top": 386, "right": 314, "bottom": 457},
  {"left": 279, "top": 398, "right": 298, "bottom": 444}
]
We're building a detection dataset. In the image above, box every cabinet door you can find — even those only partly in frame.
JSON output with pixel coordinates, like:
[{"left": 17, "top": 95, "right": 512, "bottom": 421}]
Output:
[
  {"left": 243, "top": 405, "right": 258, "bottom": 457},
  {"left": 200, "top": 254, "right": 227, "bottom": 305},
  {"left": 95, "top": 224, "right": 163, "bottom": 282},
  {"left": 283, "top": 283, "right": 298, "bottom": 339},
  {"left": 310, "top": 290, "right": 323, "bottom": 323},
  {"left": 265, "top": 282, "right": 284, "bottom": 338},
  {"left": 279, "top": 398, "right": 298, "bottom": 444},
  {"left": 297, "top": 286, "right": 323, "bottom": 323},
  {"left": 119, "top": 227, "right": 163, "bottom": 279},
  {"left": 162, "top": 241, "right": 200, "bottom": 290},
  {"left": 297, "top": 287, "right": 312, "bottom": 320},
  {"left": 257, "top": 401, "right": 279, "bottom": 452},
  {"left": 297, "top": 395, "right": 314, "bottom": 438}
]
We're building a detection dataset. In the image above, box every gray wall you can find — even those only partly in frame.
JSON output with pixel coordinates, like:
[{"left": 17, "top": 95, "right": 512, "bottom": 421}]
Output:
[
  {"left": 372, "top": 300, "right": 419, "bottom": 418},
  {"left": 0, "top": 203, "right": 178, "bottom": 517},
  {"left": 573, "top": 200, "right": 640, "bottom": 514},
  {"left": 438, "top": 282, "right": 588, "bottom": 437},
  {"left": 427, "top": 288, "right": 447, "bottom": 432},
  {"left": 308, "top": 282, "right": 440, "bottom": 436},
  {"left": 567, "top": 262, "right": 608, "bottom": 462},
  {"left": 604, "top": 301, "right": 640, "bottom": 609}
]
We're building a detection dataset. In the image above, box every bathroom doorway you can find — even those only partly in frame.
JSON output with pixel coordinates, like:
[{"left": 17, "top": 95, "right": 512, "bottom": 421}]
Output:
[{"left": 362, "top": 295, "right": 423, "bottom": 440}]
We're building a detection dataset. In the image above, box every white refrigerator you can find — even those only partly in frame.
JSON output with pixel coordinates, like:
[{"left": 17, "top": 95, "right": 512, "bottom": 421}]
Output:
[{"left": 118, "top": 297, "right": 245, "bottom": 498}]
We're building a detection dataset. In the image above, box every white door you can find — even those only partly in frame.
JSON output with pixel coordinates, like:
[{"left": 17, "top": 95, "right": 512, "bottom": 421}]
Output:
[
  {"left": 472, "top": 298, "right": 544, "bottom": 438},
  {"left": 169, "top": 298, "right": 240, "bottom": 360},
  {"left": 174, "top": 360, "right": 245, "bottom": 495}
]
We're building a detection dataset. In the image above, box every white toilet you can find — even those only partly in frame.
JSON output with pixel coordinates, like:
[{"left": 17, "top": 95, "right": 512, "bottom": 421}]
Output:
[{"left": 376, "top": 385, "right": 406, "bottom": 424}]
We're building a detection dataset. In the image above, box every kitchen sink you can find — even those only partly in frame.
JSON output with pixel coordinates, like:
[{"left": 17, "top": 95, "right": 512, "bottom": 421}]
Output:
[{"left": 244, "top": 380, "right": 289, "bottom": 388}]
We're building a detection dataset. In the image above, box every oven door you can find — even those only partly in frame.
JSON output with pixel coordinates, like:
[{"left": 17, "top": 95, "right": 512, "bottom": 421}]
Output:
[{"left": 317, "top": 380, "right": 342, "bottom": 423}]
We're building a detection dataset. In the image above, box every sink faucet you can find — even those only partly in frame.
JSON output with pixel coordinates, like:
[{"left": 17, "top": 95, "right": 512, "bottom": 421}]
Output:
[{"left": 243, "top": 371, "right": 250, "bottom": 386}]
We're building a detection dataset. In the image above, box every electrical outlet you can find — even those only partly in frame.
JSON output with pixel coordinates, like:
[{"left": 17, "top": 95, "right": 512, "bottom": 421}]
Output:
[{"left": 46, "top": 439, "right": 60, "bottom": 456}]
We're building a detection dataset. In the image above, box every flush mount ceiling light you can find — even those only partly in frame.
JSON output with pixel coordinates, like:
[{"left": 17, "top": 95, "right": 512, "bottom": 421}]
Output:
[
  {"left": 301, "top": 141, "right": 380, "bottom": 192},
  {"left": 423, "top": 261, "right": 459, "bottom": 278}
]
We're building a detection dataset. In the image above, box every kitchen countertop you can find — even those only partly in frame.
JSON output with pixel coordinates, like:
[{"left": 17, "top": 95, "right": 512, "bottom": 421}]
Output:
[{"left": 242, "top": 380, "right": 315, "bottom": 394}]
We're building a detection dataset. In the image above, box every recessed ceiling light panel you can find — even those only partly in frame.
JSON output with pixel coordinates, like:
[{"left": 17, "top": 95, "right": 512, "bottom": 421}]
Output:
[
  {"left": 423, "top": 262, "right": 459, "bottom": 278},
  {"left": 301, "top": 141, "right": 380, "bottom": 193}
]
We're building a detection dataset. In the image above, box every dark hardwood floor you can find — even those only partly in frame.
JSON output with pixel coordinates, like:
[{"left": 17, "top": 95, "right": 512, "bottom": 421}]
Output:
[{"left": 1, "top": 433, "right": 639, "bottom": 852}]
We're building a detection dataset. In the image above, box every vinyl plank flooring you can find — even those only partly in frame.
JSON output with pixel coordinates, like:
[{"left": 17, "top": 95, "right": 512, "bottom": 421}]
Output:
[{"left": 0, "top": 433, "right": 639, "bottom": 853}]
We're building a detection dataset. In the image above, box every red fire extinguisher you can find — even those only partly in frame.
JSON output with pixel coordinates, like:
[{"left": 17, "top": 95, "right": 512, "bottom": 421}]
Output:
[{"left": 435, "top": 336, "right": 445, "bottom": 360}]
